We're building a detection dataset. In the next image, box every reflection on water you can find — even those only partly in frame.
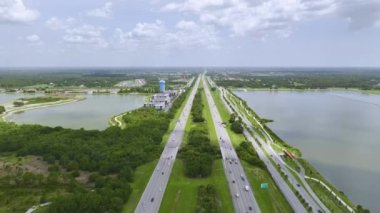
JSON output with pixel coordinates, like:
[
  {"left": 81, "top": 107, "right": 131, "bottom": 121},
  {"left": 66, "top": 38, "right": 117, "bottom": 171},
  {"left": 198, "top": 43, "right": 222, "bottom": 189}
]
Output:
[
  {"left": 235, "top": 90, "right": 380, "bottom": 211},
  {"left": 7, "top": 94, "right": 145, "bottom": 130}
]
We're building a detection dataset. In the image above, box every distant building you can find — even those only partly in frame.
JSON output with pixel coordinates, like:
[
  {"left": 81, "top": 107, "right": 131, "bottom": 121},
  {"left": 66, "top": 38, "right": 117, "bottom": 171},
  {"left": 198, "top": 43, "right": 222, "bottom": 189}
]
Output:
[
  {"left": 144, "top": 93, "right": 171, "bottom": 110},
  {"left": 159, "top": 80, "right": 166, "bottom": 93}
]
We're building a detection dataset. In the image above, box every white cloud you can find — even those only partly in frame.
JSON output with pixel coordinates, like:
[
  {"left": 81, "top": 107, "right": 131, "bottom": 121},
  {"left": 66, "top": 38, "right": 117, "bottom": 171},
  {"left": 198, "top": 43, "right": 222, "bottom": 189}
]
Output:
[
  {"left": 0, "top": 0, "right": 39, "bottom": 23},
  {"left": 21, "top": 34, "right": 43, "bottom": 46},
  {"left": 86, "top": 2, "right": 113, "bottom": 18},
  {"left": 163, "top": 0, "right": 339, "bottom": 38},
  {"left": 163, "top": 0, "right": 224, "bottom": 11},
  {"left": 113, "top": 20, "right": 219, "bottom": 50},
  {"left": 46, "top": 17, "right": 76, "bottom": 30},
  {"left": 338, "top": 0, "right": 380, "bottom": 30},
  {"left": 46, "top": 17, "right": 108, "bottom": 48},
  {"left": 26, "top": 34, "right": 39, "bottom": 42}
]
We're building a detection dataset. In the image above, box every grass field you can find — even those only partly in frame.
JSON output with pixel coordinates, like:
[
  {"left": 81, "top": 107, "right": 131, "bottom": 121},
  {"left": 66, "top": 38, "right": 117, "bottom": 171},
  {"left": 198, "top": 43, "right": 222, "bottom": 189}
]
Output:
[
  {"left": 299, "top": 159, "right": 356, "bottom": 212},
  {"left": 242, "top": 161, "right": 293, "bottom": 213},
  {"left": 210, "top": 89, "right": 246, "bottom": 147},
  {"left": 122, "top": 160, "right": 158, "bottom": 213},
  {"left": 159, "top": 160, "right": 234, "bottom": 213}
]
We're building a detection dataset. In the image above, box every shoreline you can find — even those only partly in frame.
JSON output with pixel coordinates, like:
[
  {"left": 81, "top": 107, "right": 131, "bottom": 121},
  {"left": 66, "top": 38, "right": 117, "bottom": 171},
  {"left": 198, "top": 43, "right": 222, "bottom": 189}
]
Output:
[
  {"left": 232, "top": 87, "right": 380, "bottom": 95},
  {"left": 1, "top": 97, "right": 84, "bottom": 122}
]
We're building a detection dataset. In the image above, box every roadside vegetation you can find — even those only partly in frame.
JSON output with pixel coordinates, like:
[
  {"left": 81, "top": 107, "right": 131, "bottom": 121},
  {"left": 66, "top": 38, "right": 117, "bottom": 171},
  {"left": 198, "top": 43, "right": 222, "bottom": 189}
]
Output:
[
  {"left": 298, "top": 159, "right": 367, "bottom": 212},
  {"left": 0, "top": 105, "right": 5, "bottom": 114}
]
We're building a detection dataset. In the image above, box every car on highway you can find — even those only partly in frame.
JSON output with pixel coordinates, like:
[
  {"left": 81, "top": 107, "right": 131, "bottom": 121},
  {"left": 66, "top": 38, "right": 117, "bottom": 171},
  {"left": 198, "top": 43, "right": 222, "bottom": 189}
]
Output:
[
  {"left": 248, "top": 206, "right": 252, "bottom": 211},
  {"left": 232, "top": 180, "right": 235, "bottom": 183},
  {"left": 244, "top": 185, "right": 249, "bottom": 191},
  {"left": 235, "top": 193, "right": 240, "bottom": 198},
  {"left": 151, "top": 197, "right": 154, "bottom": 202}
]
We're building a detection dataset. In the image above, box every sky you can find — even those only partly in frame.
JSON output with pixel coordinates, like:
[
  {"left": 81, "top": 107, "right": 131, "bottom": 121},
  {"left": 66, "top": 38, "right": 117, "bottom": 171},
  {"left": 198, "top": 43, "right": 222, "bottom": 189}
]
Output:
[{"left": 0, "top": 0, "right": 380, "bottom": 67}]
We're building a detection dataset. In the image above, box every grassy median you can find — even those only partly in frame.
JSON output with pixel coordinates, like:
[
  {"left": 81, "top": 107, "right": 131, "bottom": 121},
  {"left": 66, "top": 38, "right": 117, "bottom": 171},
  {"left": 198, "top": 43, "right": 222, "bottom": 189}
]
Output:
[{"left": 160, "top": 87, "right": 234, "bottom": 213}]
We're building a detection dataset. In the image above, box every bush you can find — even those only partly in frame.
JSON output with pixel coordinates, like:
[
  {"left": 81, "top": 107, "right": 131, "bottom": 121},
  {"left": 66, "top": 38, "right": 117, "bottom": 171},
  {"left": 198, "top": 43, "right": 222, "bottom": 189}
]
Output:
[
  {"left": 179, "top": 127, "right": 220, "bottom": 178},
  {"left": 231, "top": 120, "right": 243, "bottom": 134},
  {"left": 196, "top": 185, "right": 219, "bottom": 213},
  {"left": 191, "top": 89, "right": 205, "bottom": 122},
  {"left": 236, "top": 141, "right": 265, "bottom": 169},
  {"left": 0, "top": 105, "right": 5, "bottom": 114}
]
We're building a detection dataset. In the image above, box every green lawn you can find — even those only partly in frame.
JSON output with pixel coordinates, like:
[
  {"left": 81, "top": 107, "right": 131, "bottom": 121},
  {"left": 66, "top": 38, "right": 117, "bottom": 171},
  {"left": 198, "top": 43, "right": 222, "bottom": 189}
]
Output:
[
  {"left": 299, "top": 159, "right": 356, "bottom": 212},
  {"left": 201, "top": 88, "right": 218, "bottom": 146},
  {"left": 242, "top": 161, "right": 293, "bottom": 213},
  {"left": 122, "top": 160, "right": 158, "bottom": 213},
  {"left": 159, "top": 160, "right": 234, "bottom": 213},
  {"left": 210, "top": 89, "right": 246, "bottom": 147}
]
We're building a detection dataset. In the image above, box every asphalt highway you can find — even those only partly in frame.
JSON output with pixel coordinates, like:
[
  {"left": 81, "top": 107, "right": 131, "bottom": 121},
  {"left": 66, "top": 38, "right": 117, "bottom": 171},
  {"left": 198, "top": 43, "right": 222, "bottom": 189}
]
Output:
[
  {"left": 135, "top": 76, "right": 200, "bottom": 213},
  {"left": 203, "top": 76, "right": 261, "bottom": 213},
  {"left": 218, "top": 84, "right": 330, "bottom": 213}
]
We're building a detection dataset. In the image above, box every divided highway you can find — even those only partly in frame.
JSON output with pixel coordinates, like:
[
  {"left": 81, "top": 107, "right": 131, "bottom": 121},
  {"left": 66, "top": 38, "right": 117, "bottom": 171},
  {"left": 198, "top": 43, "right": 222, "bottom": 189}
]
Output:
[
  {"left": 203, "top": 75, "right": 261, "bottom": 213},
  {"left": 135, "top": 76, "right": 200, "bottom": 213},
  {"left": 216, "top": 81, "right": 330, "bottom": 213}
]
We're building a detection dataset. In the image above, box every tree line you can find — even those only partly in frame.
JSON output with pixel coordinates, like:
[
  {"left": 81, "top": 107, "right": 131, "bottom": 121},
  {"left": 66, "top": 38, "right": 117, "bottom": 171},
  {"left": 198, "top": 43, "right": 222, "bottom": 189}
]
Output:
[
  {"left": 191, "top": 89, "right": 205, "bottom": 122},
  {"left": 179, "top": 126, "right": 220, "bottom": 178}
]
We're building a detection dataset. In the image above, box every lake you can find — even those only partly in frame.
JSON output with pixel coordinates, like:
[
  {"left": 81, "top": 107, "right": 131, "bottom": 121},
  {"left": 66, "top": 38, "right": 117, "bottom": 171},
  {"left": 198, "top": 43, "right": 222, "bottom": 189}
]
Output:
[
  {"left": 4, "top": 94, "right": 145, "bottom": 130},
  {"left": 235, "top": 90, "right": 380, "bottom": 211}
]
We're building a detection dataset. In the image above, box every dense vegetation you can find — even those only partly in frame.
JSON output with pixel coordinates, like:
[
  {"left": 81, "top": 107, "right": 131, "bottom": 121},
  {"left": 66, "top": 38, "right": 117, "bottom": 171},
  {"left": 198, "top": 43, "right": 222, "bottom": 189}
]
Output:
[
  {"left": 231, "top": 119, "right": 243, "bottom": 134},
  {"left": 0, "top": 83, "right": 191, "bottom": 212},
  {"left": 19, "top": 96, "right": 67, "bottom": 105},
  {"left": 191, "top": 89, "right": 205, "bottom": 122},
  {"left": 210, "top": 69, "right": 380, "bottom": 90},
  {"left": 179, "top": 127, "right": 220, "bottom": 178},
  {"left": 0, "top": 69, "right": 192, "bottom": 89},
  {"left": 196, "top": 185, "right": 219, "bottom": 213},
  {"left": 236, "top": 141, "right": 265, "bottom": 169},
  {"left": 0, "top": 105, "right": 4, "bottom": 114}
]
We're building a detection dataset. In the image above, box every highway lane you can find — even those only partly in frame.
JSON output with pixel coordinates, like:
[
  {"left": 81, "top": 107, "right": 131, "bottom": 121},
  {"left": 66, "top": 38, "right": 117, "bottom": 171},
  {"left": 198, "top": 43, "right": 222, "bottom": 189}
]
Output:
[
  {"left": 218, "top": 85, "right": 330, "bottom": 213},
  {"left": 135, "top": 76, "right": 200, "bottom": 213},
  {"left": 203, "top": 75, "right": 261, "bottom": 213}
]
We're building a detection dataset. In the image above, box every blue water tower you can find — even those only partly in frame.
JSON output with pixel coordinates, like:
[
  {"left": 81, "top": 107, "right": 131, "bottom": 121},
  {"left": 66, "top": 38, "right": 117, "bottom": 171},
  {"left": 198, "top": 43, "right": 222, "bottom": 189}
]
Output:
[{"left": 159, "top": 80, "right": 166, "bottom": 92}]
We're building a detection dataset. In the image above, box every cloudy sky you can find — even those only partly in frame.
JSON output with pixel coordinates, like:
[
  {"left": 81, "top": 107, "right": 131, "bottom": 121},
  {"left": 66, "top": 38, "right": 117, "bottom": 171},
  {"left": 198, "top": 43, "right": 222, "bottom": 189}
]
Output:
[{"left": 0, "top": 0, "right": 380, "bottom": 67}]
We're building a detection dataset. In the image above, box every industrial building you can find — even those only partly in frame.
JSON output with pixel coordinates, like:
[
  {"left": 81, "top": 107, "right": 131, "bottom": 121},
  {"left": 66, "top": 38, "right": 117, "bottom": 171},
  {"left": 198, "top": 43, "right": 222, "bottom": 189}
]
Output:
[{"left": 144, "top": 80, "right": 179, "bottom": 110}]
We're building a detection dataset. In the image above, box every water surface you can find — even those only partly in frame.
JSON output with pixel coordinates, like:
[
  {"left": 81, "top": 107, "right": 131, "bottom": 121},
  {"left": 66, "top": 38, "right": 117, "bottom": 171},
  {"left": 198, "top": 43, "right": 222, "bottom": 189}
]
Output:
[
  {"left": 235, "top": 90, "right": 380, "bottom": 211},
  {"left": 8, "top": 94, "right": 145, "bottom": 130}
]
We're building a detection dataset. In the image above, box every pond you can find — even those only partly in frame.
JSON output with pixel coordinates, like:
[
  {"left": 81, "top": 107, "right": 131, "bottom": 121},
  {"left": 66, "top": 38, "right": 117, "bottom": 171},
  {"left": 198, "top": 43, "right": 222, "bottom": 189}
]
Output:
[
  {"left": 235, "top": 90, "right": 380, "bottom": 211},
  {"left": 6, "top": 94, "right": 145, "bottom": 130}
]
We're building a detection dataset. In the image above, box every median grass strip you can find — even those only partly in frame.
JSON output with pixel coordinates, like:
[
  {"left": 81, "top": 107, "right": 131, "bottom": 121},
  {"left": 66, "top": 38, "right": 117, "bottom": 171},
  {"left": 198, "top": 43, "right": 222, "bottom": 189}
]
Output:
[
  {"left": 159, "top": 160, "right": 233, "bottom": 213},
  {"left": 160, "top": 87, "right": 234, "bottom": 213}
]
